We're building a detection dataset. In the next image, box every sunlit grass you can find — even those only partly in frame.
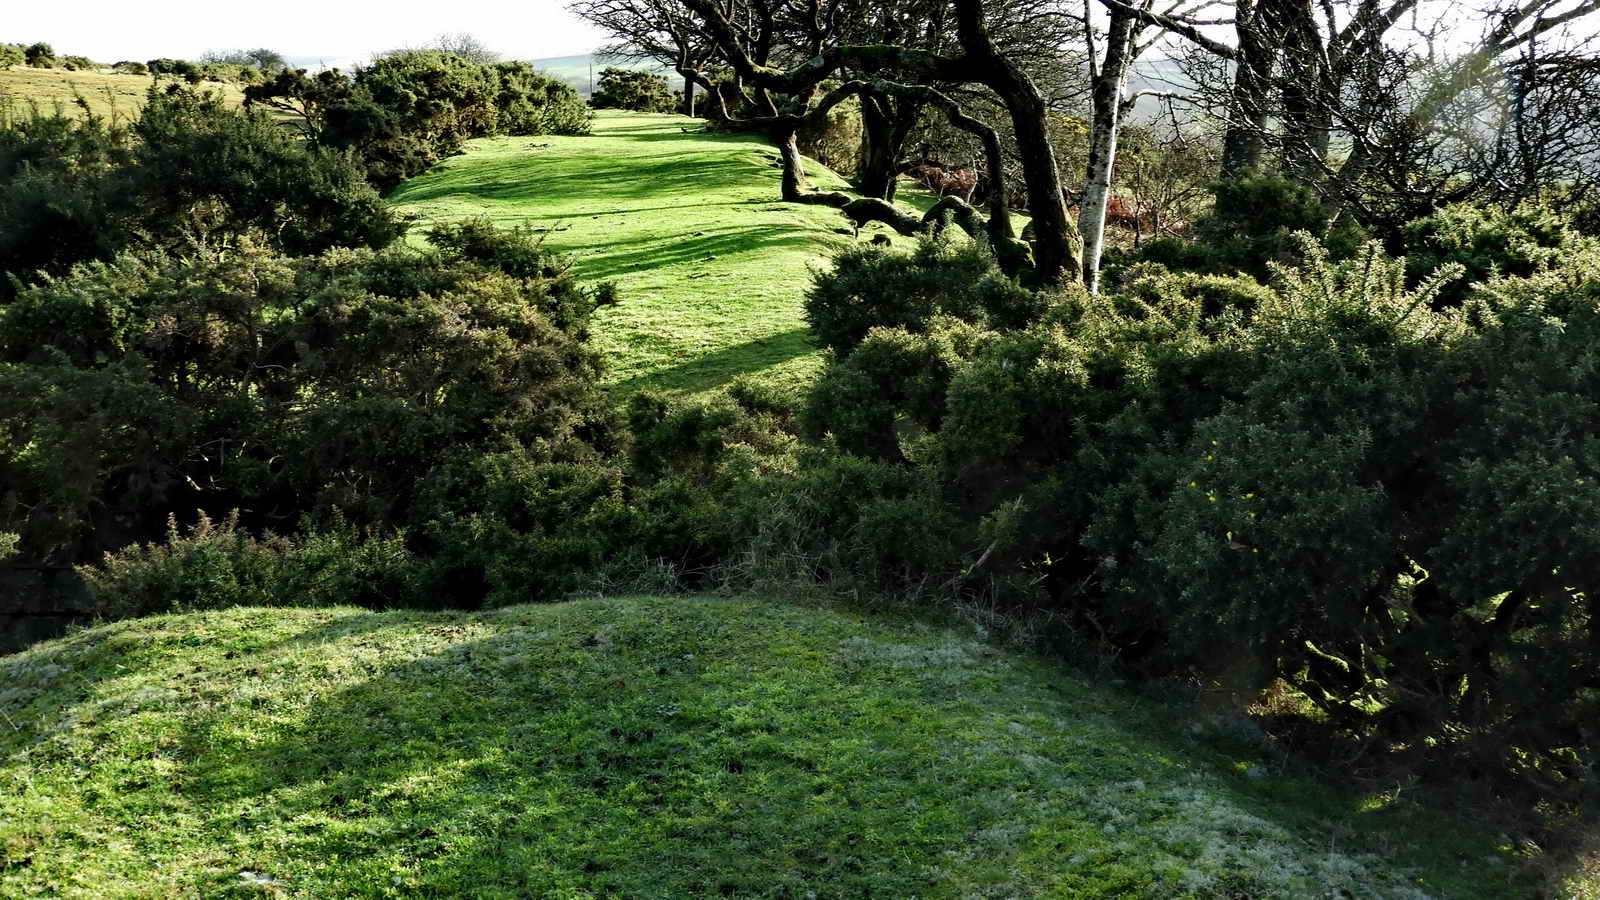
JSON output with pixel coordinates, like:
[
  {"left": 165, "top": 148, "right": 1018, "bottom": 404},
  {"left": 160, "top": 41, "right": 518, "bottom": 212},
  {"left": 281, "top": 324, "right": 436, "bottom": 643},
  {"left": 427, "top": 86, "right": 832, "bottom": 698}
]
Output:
[{"left": 388, "top": 110, "right": 936, "bottom": 399}]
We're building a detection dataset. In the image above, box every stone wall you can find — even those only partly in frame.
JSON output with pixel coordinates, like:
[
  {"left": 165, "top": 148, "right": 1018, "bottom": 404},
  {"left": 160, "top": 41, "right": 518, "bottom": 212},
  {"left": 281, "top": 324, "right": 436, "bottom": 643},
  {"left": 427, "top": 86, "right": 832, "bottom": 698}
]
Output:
[{"left": 0, "top": 567, "right": 96, "bottom": 655}]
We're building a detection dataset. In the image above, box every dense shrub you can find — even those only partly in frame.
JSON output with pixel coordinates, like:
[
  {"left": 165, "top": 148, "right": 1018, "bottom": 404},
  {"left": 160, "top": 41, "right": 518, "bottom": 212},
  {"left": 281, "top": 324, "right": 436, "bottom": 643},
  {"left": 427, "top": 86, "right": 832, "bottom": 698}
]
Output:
[
  {"left": 1128, "top": 173, "right": 1366, "bottom": 280},
  {"left": 493, "top": 62, "right": 593, "bottom": 135},
  {"left": 246, "top": 55, "right": 591, "bottom": 190},
  {"left": 1400, "top": 201, "right": 1600, "bottom": 304},
  {"left": 147, "top": 58, "right": 199, "bottom": 80},
  {"left": 0, "top": 109, "right": 134, "bottom": 295},
  {"left": 0, "top": 87, "right": 403, "bottom": 298},
  {"left": 798, "top": 224, "right": 1600, "bottom": 807},
  {"left": 126, "top": 86, "right": 404, "bottom": 255},
  {"left": 0, "top": 45, "right": 24, "bottom": 69},
  {"left": 624, "top": 377, "right": 957, "bottom": 594},
  {"left": 590, "top": 67, "right": 676, "bottom": 113},
  {"left": 804, "top": 231, "right": 1056, "bottom": 355},
  {"left": 59, "top": 56, "right": 96, "bottom": 72},
  {"left": 24, "top": 43, "right": 55, "bottom": 68},
  {"left": 84, "top": 511, "right": 429, "bottom": 618},
  {"left": 803, "top": 322, "right": 978, "bottom": 461},
  {"left": 111, "top": 60, "right": 148, "bottom": 75},
  {"left": 1, "top": 225, "right": 621, "bottom": 590}
]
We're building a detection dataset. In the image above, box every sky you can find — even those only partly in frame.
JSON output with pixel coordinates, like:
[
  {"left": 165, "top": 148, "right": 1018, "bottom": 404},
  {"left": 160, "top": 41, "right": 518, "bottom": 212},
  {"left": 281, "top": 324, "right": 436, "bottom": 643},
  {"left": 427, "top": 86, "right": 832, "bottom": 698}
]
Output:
[{"left": 7, "top": 0, "right": 612, "bottom": 66}]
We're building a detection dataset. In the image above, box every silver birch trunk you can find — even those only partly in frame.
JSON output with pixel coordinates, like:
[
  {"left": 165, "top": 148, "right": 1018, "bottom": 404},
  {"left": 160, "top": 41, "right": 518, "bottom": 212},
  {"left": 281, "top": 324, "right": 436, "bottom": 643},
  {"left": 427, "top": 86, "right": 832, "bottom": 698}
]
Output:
[{"left": 1079, "top": 7, "right": 1137, "bottom": 294}]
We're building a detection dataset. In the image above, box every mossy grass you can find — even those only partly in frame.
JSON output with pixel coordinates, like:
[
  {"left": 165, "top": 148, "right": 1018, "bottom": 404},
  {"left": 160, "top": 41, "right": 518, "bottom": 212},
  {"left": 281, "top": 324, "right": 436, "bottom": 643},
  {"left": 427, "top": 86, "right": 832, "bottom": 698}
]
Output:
[
  {"left": 387, "top": 111, "right": 949, "bottom": 400},
  {"left": 0, "top": 597, "right": 1538, "bottom": 897}
]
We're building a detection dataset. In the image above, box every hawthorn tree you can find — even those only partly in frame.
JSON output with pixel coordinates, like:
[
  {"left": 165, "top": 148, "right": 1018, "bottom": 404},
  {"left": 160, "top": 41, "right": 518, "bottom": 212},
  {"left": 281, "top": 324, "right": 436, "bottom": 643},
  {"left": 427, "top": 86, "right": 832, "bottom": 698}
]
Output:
[{"left": 676, "top": 0, "right": 1082, "bottom": 284}]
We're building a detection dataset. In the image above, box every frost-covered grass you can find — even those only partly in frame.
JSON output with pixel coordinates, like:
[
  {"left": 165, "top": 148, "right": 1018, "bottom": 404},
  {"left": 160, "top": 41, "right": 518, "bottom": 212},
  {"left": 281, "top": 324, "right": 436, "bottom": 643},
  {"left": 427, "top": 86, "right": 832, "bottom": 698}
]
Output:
[{"left": 0, "top": 597, "right": 1536, "bottom": 897}]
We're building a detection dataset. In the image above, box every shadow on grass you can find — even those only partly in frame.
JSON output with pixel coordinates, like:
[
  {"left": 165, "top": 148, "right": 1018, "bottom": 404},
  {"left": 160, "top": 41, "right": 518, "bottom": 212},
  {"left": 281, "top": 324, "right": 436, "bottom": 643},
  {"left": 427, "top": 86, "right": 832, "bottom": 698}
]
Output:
[
  {"left": 148, "top": 598, "right": 1540, "bottom": 898},
  {"left": 571, "top": 226, "right": 824, "bottom": 282},
  {"left": 606, "top": 327, "right": 816, "bottom": 397},
  {"left": 166, "top": 600, "right": 977, "bottom": 896},
  {"left": 391, "top": 151, "right": 766, "bottom": 208}
]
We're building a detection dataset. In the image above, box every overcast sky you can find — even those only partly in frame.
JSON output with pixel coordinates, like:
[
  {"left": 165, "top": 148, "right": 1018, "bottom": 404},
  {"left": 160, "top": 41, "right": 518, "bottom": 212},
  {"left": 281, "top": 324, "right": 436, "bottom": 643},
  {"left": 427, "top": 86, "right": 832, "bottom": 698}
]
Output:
[{"left": 8, "top": 0, "right": 611, "bottom": 65}]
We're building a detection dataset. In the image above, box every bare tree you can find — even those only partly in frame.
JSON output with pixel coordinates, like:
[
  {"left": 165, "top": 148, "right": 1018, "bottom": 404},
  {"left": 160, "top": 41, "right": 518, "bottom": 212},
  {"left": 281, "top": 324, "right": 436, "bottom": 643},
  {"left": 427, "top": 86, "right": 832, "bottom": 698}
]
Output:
[
  {"left": 432, "top": 32, "right": 501, "bottom": 64},
  {"left": 1101, "top": 0, "right": 1600, "bottom": 227},
  {"left": 843, "top": 0, "right": 1082, "bottom": 200},
  {"left": 1074, "top": 0, "right": 1231, "bottom": 292}
]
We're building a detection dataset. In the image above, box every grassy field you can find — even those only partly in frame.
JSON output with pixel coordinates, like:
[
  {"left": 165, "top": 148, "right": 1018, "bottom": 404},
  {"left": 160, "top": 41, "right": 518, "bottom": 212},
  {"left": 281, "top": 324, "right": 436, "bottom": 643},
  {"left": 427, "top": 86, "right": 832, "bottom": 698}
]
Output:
[
  {"left": 389, "top": 111, "right": 936, "bottom": 398},
  {"left": 0, "top": 597, "right": 1544, "bottom": 898},
  {"left": 0, "top": 65, "right": 254, "bottom": 121}
]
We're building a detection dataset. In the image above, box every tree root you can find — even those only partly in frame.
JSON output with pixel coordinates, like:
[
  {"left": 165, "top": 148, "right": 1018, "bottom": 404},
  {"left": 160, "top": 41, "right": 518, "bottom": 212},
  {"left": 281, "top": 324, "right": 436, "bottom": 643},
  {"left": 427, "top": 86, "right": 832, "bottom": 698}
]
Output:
[
  {"left": 789, "top": 190, "right": 855, "bottom": 208},
  {"left": 837, "top": 195, "right": 1033, "bottom": 273}
]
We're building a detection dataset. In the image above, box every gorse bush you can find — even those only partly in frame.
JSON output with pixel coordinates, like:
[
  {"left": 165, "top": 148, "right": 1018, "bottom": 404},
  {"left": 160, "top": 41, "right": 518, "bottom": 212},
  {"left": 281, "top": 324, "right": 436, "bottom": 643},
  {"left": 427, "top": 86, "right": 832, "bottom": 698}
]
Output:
[
  {"left": 245, "top": 54, "right": 591, "bottom": 190},
  {"left": 1128, "top": 172, "right": 1367, "bottom": 281},
  {"left": 1400, "top": 201, "right": 1600, "bottom": 305},
  {"left": 623, "top": 381, "right": 957, "bottom": 595},
  {"left": 126, "top": 86, "right": 404, "bottom": 254},
  {"left": 797, "top": 226, "right": 1600, "bottom": 808},
  {"left": 0, "top": 107, "right": 133, "bottom": 294},
  {"left": 24, "top": 43, "right": 56, "bottom": 69},
  {"left": 84, "top": 511, "right": 429, "bottom": 618},
  {"left": 0, "top": 86, "right": 404, "bottom": 298},
  {"left": 590, "top": 67, "right": 677, "bottom": 113},
  {"left": 804, "top": 231, "right": 1056, "bottom": 355},
  {"left": 146, "top": 58, "right": 199, "bottom": 80},
  {"left": 1, "top": 224, "right": 621, "bottom": 600}
]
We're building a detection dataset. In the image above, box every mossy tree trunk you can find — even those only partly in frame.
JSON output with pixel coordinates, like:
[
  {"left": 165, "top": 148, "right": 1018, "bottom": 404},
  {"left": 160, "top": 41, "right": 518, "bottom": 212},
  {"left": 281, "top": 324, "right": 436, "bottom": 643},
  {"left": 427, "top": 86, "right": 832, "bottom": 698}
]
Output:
[
  {"left": 955, "top": 0, "right": 1079, "bottom": 284},
  {"left": 856, "top": 94, "right": 920, "bottom": 201}
]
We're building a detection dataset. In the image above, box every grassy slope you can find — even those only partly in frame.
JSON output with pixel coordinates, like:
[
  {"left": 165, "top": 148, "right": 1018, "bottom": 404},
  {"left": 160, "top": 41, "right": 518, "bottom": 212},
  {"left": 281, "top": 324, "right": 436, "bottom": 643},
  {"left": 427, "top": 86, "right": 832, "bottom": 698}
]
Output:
[
  {"left": 0, "top": 66, "right": 255, "bottom": 120},
  {"left": 388, "top": 111, "right": 934, "bottom": 398},
  {"left": 0, "top": 598, "right": 1533, "bottom": 898}
]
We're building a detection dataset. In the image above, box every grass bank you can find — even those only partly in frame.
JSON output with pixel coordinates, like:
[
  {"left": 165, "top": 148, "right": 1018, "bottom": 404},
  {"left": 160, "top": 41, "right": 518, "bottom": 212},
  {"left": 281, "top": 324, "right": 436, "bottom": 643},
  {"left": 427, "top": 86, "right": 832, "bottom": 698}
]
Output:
[
  {"left": 0, "top": 597, "right": 1536, "bottom": 898},
  {"left": 388, "top": 111, "right": 931, "bottom": 398}
]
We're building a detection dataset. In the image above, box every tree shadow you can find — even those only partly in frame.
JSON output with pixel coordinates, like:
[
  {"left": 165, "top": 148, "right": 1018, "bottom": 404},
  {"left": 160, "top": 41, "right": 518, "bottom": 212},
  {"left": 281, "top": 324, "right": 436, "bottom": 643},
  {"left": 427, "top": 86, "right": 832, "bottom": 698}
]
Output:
[
  {"left": 569, "top": 225, "right": 825, "bottom": 282},
  {"left": 146, "top": 598, "right": 1538, "bottom": 897},
  {"left": 605, "top": 327, "right": 816, "bottom": 397},
  {"left": 163, "top": 599, "right": 963, "bottom": 895},
  {"left": 390, "top": 151, "right": 764, "bottom": 207}
]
